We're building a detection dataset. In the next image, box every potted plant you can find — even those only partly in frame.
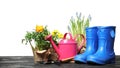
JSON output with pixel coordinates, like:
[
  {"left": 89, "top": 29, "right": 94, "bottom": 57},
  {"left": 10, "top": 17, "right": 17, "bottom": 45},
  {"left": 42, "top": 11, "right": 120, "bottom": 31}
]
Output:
[
  {"left": 22, "top": 25, "right": 63, "bottom": 63},
  {"left": 67, "top": 12, "right": 91, "bottom": 53}
]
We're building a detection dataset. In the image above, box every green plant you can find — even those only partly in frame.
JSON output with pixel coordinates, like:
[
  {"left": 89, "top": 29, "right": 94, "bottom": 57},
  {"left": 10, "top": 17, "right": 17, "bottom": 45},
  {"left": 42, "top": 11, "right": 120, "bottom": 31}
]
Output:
[
  {"left": 22, "top": 25, "right": 51, "bottom": 51},
  {"left": 68, "top": 12, "right": 91, "bottom": 46},
  {"left": 22, "top": 25, "right": 63, "bottom": 51}
]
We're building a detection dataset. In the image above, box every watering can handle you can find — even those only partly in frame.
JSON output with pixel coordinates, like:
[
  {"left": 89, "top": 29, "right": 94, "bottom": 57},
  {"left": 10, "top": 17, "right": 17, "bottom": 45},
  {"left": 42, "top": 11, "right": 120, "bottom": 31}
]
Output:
[
  {"left": 63, "top": 33, "right": 73, "bottom": 39},
  {"left": 74, "top": 34, "right": 86, "bottom": 53}
]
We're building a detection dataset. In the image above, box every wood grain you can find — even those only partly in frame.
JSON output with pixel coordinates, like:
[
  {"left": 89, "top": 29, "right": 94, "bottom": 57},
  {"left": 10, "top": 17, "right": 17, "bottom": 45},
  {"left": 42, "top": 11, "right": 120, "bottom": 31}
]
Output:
[{"left": 0, "top": 56, "right": 120, "bottom": 68}]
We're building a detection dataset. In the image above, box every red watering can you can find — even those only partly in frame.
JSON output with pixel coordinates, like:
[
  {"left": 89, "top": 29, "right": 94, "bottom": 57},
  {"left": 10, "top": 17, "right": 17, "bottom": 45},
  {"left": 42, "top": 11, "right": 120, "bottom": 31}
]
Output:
[{"left": 45, "top": 33, "right": 86, "bottom": 61}]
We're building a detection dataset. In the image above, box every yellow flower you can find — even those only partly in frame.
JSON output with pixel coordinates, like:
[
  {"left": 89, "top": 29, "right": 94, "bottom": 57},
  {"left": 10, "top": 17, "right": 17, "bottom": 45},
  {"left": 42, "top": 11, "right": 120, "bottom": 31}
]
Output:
[
  {"left": 58, "top": 33, "right": 63, "bottom": 38},
  {"left": 36, "top": 25, "right": 44, "bottom": 32},
  {"left": 51, "top": 30, "right": 59, "bottom": 36},
  {"left": 51, "top": 30, "right": 63, "bottom": 38}
]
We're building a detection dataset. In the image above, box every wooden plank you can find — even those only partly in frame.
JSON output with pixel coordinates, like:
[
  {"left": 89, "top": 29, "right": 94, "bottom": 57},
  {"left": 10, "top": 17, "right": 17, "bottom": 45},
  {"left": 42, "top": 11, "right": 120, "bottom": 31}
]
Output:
[{"left": 0, "top": 56, "right": 120, "bottom": 68}]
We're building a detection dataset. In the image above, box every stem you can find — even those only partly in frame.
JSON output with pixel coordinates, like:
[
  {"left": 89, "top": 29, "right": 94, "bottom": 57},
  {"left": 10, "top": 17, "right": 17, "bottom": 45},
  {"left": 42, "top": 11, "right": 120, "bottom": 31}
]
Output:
[{"left": 29, "top": 41, "right": 35, "bottom": 52}]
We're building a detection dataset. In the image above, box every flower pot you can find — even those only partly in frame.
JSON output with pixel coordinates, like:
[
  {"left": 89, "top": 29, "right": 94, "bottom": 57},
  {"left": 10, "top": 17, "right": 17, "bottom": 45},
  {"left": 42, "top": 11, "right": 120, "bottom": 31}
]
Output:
[
  {"left": 32, "top": 47, "right": 58, "bottom": 64},
  {"left": 33, "top": 50, "right": 47, "bottom": 63}
]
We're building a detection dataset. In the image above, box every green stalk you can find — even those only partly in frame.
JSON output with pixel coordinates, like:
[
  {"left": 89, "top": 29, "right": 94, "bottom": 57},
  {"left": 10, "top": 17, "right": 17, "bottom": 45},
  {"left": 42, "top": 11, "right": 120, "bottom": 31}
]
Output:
[{"left": 68, "top": 12, "right": 91, "bottom": 47}]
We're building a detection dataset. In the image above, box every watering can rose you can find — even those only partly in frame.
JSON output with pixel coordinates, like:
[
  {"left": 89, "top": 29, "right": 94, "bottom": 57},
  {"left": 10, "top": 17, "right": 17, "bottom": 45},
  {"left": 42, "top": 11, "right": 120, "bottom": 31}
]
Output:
[{"left": 36, "top": 25, "right": 44, "bottom": 32}]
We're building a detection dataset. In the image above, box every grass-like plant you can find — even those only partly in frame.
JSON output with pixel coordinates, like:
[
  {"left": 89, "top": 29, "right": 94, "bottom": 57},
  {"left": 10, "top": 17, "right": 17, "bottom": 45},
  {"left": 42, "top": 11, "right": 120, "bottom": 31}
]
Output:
[{"left": 68, "top": 12, "right": 91, "bottom": 46}]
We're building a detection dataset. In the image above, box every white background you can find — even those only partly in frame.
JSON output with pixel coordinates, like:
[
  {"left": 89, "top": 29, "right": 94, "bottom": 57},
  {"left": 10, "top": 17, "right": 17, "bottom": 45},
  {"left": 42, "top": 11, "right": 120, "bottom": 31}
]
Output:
[{"left": 0, "top": 0, "right": 120, "bottom": 56}]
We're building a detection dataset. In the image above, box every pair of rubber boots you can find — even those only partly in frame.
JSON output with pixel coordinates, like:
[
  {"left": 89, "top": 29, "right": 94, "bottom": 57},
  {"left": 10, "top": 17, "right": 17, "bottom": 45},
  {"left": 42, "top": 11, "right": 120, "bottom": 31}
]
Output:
[{"left": 74, "top": 26, "right": 116, "bottom": 64}]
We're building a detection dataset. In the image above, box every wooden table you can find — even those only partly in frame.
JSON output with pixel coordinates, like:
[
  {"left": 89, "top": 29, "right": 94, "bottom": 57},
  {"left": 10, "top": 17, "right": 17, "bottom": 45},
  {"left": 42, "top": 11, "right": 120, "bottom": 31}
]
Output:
[{"left": 0, "top": 56, "right": 120, "bottom": 68}]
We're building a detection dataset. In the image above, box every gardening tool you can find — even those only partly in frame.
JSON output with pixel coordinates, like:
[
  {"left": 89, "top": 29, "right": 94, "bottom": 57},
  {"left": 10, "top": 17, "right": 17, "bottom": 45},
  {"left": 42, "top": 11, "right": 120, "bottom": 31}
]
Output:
[
  {"left": 87, "top": 26, "right": 116, "bottom": 64},
  {"left": 74, "top": 27, "right": 98, "bottom": 63},
  {"left": 45, "top": 33, "right": 86, "bottom": 61}
]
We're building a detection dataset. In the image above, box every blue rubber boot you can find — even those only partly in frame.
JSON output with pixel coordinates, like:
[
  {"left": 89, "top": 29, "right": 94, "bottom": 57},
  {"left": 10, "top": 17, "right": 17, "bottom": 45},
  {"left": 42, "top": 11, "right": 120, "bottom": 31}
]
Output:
[
  {"left": 87, "top": 26, "right": 116, "bottom": 64},
  {"left": 74, "top": 27, "right": 98, "bottom": 63}
]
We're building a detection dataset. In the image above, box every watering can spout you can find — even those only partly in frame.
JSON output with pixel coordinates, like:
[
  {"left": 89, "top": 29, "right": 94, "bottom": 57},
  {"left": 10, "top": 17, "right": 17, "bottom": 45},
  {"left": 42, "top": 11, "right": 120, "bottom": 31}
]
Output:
[{"left": 45, "top": 35, "right": 60, "bottom": 57}]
